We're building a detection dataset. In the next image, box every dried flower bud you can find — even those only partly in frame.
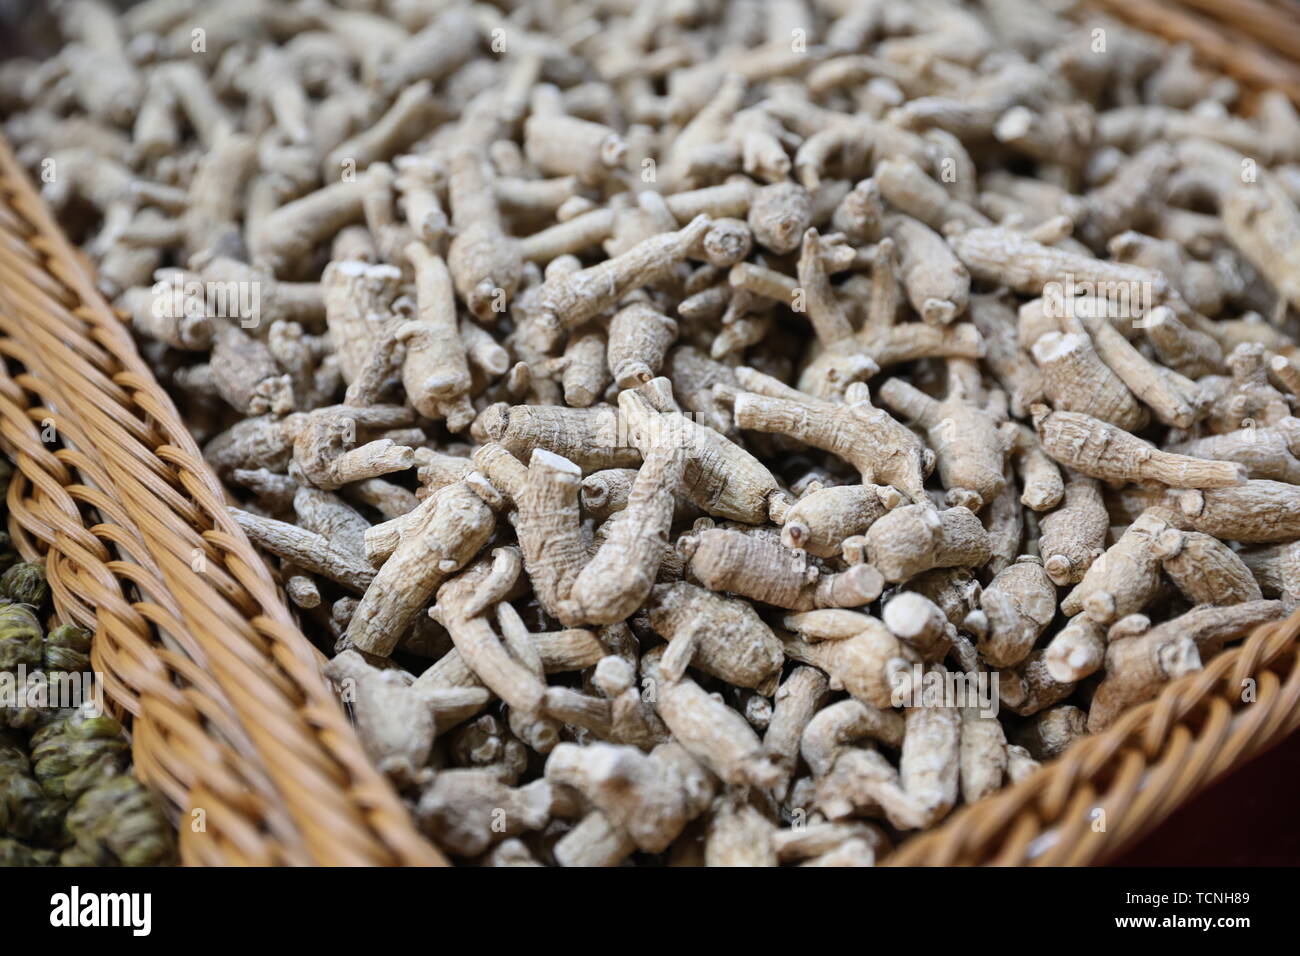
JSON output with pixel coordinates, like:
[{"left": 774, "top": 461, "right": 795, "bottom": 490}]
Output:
[
  {"left": 0, "top": 562, "right": 49, "bottom": 610},
  {"left": 0, "top": 603, "right": 43, "bottom": 673},
  {"left": 30, "top": 711, "right": 130, "bottom": 801},
  {"left": 64, "top": 774, "right": 177, "bottom": 867},
  {"left": 0, "top": 732, "right": 68, "bottom": 844},
  {"left": 43, "top": 624, "right": 92, "bottom": 675}
]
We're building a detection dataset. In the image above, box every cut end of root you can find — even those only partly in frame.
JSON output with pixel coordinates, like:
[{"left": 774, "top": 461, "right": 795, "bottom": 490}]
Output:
[
  {"left": 1043, "top": 554, "right": 1073, "bottom": 586},
  {"left": 1150, "top": 527, "right": 1185, "bottom": 560},
  {"left": 839, "top": 563, "right": 886, "bottom": 605},
  {"left": 1144, "top": 305, "right": 1175, "bottom": 329},
  {"left": 702, "top": 220, "right": 753, "bottom": 267},
  {"left": 564, "top": 384, "right": 599, "bottom": 408},
  {"left": 1045, "top": 637, "right": 1101, "bottom": 683},
  {"left": 1178, "top": 489, "right": 1205, "bottom": 517},
  {"left": 1031, "top": 331, "right": 1083, "bottom": 364},
  {"left": 994, "top": 106, "right": 1033, "bottom": 142},
  {"left": 529, "top": 447, "right": 583, "bottom": 476},
  {"left": 876, "top": 485, "right": 906, "bottom": 510},
  {"left": 477, "top": 344, "right": 511, "bottom": 377},
  {"left": 1020, "top": 487, "right": 1055, "bottom": 511},
  {"left": 882, "top": 591, "right": 934, "bottom": 640},
  {"left": 921, "top": 297, "right": 959, "bottom": 326},
  {"left": 580, "top": 475, "right": 612, "bottom": 509},
  {"left": 675, "top": 533, "right": 700, "bottom": 559},
  {"left": 767, "top": 490, "right": 793, "bottom": 524},
  {"left": 841, "top": 535, "right": 869, "bottom": 565},
  {"left": 593, "top": 656, "right": 634, "bottom": 696},
  {"left": 614, "top": 362, "right": 654, "bottom": 389},
  {"left": 1083, "top": 591, "right": 1118, "bottom": 624}
]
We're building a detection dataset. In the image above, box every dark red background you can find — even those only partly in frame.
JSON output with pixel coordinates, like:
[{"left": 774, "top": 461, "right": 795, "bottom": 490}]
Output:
[{"left": 1108, "top": 729, "right": 1300, "bottom": 866}]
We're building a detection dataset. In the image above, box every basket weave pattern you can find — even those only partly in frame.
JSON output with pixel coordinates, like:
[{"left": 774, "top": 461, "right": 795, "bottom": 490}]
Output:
[{"left": 0, "top": 136, "right": 441, "bottom": 866}]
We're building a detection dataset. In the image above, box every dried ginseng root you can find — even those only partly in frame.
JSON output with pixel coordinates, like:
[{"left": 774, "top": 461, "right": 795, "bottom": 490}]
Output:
[{"left": 9, "top": 0, "right": 1300, "bottom": 868}]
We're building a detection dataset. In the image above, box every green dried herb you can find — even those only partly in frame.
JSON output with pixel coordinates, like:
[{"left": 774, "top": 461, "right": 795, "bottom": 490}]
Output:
[
  {"left": 0, "top": 561, "right": 48, "bottom": 610},
  {"left": 0, "top": 836, "right": 58, "bottom": 866},
  {"left": 0, "top": 602, "right": 43, "bottom": 673},
  {"left": 0, "top": 732, "right": 67, "bottom": 845},
  {"left": 29, "top": 710, "right": 128, "bottom": 801},
  {"left": 64, "top": 775, "right": 177, "bottom": 867},
  {"left": 0, "top": 676, "right": 71, "bottom": 733},
  {"left": 43, "top": 623, "right": 92, "bottom": 674}
]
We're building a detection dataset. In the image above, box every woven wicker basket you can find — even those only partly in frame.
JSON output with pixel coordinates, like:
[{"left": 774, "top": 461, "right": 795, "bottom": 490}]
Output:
[{"left": 0, "top": 1, "right": 1298, "bottom": 867}]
